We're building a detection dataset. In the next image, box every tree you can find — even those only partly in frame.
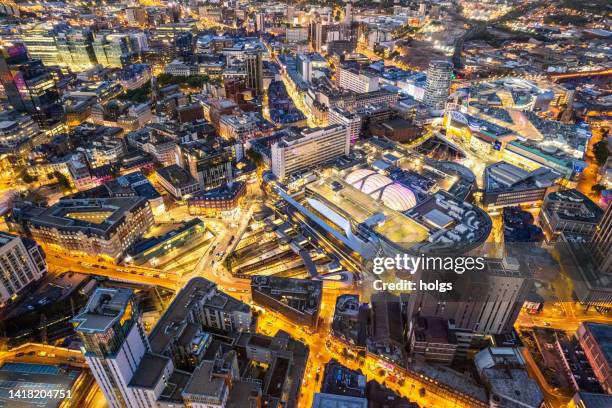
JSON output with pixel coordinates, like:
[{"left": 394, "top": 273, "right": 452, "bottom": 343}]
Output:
[
  {"left": 53, "top": 171, "right": 71, "bottom": 190},
  {"left": 246, "top": 149, "right": 265, "bottom": 169},
  {"left": 22, "top": 172, "right": 35, "bottom": 184},
  {"left": 118, "top": 83, "right": 151, "bottom": 103},
  {"left": 593, "top": 141, "right": 610, "bottom": 166},
  {"left": 591, "top": 184, "right": 606, "bottom": 196}
]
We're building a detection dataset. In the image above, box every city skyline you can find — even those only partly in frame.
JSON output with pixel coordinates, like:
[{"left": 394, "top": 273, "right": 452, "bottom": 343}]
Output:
[{"left": 0, "top": 1, "right": 610, "bottom": 408}]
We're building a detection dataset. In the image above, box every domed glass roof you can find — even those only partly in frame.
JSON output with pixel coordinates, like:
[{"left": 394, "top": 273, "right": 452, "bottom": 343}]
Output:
[
  {"left": 378, "top": 184, "right": 417, "bottom": 212},
  {"left": 345, "top": 169, "right": 376, "bottom": 186}
]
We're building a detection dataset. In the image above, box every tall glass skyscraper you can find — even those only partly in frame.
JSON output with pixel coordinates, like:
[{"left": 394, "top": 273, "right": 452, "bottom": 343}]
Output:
[{"left": 0, "top": 43, "right": 65, "bottom": 130}]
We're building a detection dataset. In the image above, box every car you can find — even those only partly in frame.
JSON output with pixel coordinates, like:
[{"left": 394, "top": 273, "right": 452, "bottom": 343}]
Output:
[
  {"left": 27, "top": 305, "right": 35, "bottom": 310},
  {"left": 543, "top": 321, "right": 551, "bottom": 326}
]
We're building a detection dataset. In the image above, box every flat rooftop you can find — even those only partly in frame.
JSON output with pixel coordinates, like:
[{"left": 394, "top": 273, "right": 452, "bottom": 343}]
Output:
[
  {"left": 128, "top": 353, "right": 170, "bottom": 389},
  {"left": 13, "top": 197, "right": 148, "bottom": 237},
  {"left": 73, "top": 288, "right": 133, "bottom": 333},
  {"left": 149, "top": 278, "right": 216, "bottom": 354},
  {"left": 305, "top": 176, "right": 429, "bottom": 251},
  {"left": 0, "top": 363, "right": 81, "bottom": 408},
  {"left": 157, "top": 164, "right": 198, "bottom": 189}
]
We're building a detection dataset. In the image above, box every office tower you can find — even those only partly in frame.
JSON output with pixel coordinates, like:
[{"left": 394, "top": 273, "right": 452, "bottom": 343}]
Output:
[
  {"left": 286, "top": 5, "right": 295, "bottom": 22},
  {"left": 93, "top": 33, "right": 133, "bottom": 68},
  {"left": 309, "top": 16, "right": 324, "bottom": 52},
  {"left": 177, "top": 141, "right": 234, "bottom": 190},
  {"left": 423, "top": 60, "right": 453, "bottom": 112},
  {"left": 73, "top": 288, "right": 151, "bottom": 408},
  {"left": 271, "top": 125, "right": 349, "bottom": 180},
  {"left": 126, "top": 7, "right": 147, "bottom": 26},
  {"left": 255, "top": 12, "right": 265, "bottom": 32},
  {"left": 593, "top": 205, "right": 612, "bottom": 275},
  {"left": 297, "top": 53, "right": 312, "bottom": 82},
  {"left": 56, "top": 29, "right": 97, "bottom": 71},
  {"left": 0, "top": 110, "right": 44, "bottom": 153},
  {"left": 336, "top": 65, "right": 379, "bottom": 93},
  {"left": 0, "top": 44, "right": 65, "bottom": 129},
  {"left": 411, "top": 257, "right": 532, "bottom": 353},
  {"left": 244, "top": 51, "right": 263, "bottom": 95},
  {"left": 0, "top": 232, "right": 46, "bottom": 305},
  {"left": 344, "top": 3, "right": 352, "bottom": 25},
  {"left": 328, "top": 106, "right": 361, "bottom": 144},
  {"left": 20, "top": 24, "right": 61, "bottom": 67},
  {"left": 174, "top": 32, "right": 193, "bottom": 59},
  {"left": 10, "top": 197, "right": 154, "bottom": 261}
]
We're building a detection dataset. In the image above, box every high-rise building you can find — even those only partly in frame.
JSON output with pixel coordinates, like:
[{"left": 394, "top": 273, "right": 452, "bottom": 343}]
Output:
[
  {"left": 93, "top": 33, "right": 134, "bottom": 68},
  {"left": 411, "top": 257, "right": 532, "bottom": 353},
  {"left": 344, "top": 3, "right": 353, "bottom": 25},
  {"left": 309, "top": 16, "right": 324, "bottom": 52},
  {"left": 255, "top": 12, "right": 266, "bottom": 32},
  {"left": 0, "top": 110, "right": 45, "bottom": 154},
  {"left": 56, "top": 29, "right": 97, "bottom": 71},
  {"left": 593, "top": 204, "right": 612, "bottom": 275},
  {"left": 73, "top": 288, "right": 156, "bottom": 408},
  {"left": 576, "top": 322, "right": 612, "bottom": 394},
  {"left": 0, "top": 232, "right": 46, "bottom": 305},
  {"left": 336, "top": 65, "right": 379, "bottom": 94},
  {"left": 328, "top": 106, "right": 361, "bottom": 144},
  {"left": 177, "top": 141, "right": 234, "bottom": 190},
  {"left": 271, "top": 125, "right": 349, "bottom": 180},
  {"left": 174, "top": 32, "right": 193, "bottom": 59},
  {"left": 423, "top": 60, "right": 453, "bottom": 112},
  {"left": 126, "top": 7, "right": 147, "bottom": 27},
  {"left": 20, "top": 24, "right": 61, "bottom": 67},
  {"left": 244, "top": 51, "right": 263, "bottom": 95},
  {"left": 0, "top": 44, "right": 65, "bottom": 129}
]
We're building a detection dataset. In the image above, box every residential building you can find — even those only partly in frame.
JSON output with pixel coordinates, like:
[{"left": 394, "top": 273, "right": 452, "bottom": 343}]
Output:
[
  {"left": 576, "top": 322, "right": 612, "bottom": 394},
  {"left": 423, "top": 60, "right": 453, "bottom": 112},
  {"left": 73, "top": 288, "right": 156, "bottom": 408},
  {"left": 0, "top": 232, "right": 46, "bottom": 305},
  {"left": 593, "top": 204, "right": 612, "bottom": 275},
  {"left": 177, "top": 141, "right": 234, "bottom": 190},
  {"left": 328, "top": 106, "right": 361, "bottom": 144},
  {"left": 245, "top": 51, "right": 263, "bottom": 95},
  {"left": 251, "top": 276, "right": 323, "bottom": 328}
]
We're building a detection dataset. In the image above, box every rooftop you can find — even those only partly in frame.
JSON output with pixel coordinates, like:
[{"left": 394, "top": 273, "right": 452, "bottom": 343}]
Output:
[
  {"left": 581, "top": 322, "right": 612, "bottom": 363},
  {"left": 157, "top": 164, "right": 199, "bottom": 189},
  {"left": 305, "top": 175, "right": 429, "bottom": 252},
  {"left": 12, "top": 197, "right": 149, "bottom": 238},
  {"left": 73, "top": 288, "right": 133, "bottom": 333},
  {"left": 128, "top": 353, "right": 171, "bottom": 389}
]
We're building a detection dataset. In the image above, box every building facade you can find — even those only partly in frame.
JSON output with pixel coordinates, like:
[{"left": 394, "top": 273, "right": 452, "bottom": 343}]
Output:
[
  {"left": 0, "top": 232, "right": 46, "bottom": 305},
  {"left": 271, "top": 125, "right": 349, "bottom": 180}
]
